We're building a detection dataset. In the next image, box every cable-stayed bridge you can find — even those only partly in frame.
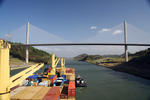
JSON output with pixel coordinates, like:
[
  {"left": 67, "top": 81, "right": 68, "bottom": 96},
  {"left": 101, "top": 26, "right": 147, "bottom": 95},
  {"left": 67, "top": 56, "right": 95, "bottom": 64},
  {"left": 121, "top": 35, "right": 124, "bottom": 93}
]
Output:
[{"left": 1, "top": 21, "right": 150, "bottom": 61}]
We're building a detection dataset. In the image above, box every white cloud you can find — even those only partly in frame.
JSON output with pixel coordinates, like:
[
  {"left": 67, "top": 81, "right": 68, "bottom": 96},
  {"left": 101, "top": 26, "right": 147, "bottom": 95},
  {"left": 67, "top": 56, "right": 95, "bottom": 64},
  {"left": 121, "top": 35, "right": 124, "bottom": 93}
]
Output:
[
  {"left": 5, "top": 34, "right": 11, "bottom": 38},
  {"left": 98, "top": 28, "right": 111, "bottom": 33},
  {"left": 4, "top": 34, "right": 12, "bottom": 40},
  {"left": 41, "top": 47, "right": 61, "bottom": 51},
  {"left": 112, "top": 30, "right": 122, "bottom": 35},
  {"left": 90, "top": 26, "right": 97, "bottom": 30}
]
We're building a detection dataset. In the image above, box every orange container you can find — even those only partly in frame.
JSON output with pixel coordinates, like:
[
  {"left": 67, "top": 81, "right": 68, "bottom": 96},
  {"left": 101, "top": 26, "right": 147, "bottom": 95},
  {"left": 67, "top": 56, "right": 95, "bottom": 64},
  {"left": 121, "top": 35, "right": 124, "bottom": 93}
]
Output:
[
  {"left": 66, "top": 68, "right": 75, "bottom": 73},
  {"left": 43, "top": 94, "right": 59, "bottom": 100},
  {"left": 43, "top": 87, "right": 60, "bottom": 100},
  {"left": 68, "top": 81, "right": 75, "bottom": 90},
  {"left": 68, "top": 81, "right": 75, "bottom": 96},
  {"left": 68, "top": 89, "right": 75, "bottom": 97},
  {"left": 45, "top": 87, "right": 60, "bottom": 95}
]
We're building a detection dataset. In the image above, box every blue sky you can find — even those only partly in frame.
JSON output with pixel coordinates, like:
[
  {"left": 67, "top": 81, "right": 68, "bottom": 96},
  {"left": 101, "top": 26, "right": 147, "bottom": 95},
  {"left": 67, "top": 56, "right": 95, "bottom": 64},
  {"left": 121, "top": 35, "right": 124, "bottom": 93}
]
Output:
[
  {"left": 0, "top": 0, "right": 150, "bottom": 41},
  {"left": 0, "top": 0, "right": 150, "bottom": 56}
]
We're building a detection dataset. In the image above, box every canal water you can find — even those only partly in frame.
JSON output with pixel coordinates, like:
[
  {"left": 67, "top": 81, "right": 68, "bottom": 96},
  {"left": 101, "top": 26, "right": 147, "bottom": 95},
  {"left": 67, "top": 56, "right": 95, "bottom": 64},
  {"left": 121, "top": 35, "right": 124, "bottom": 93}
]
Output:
[{"left": 11, "top": 60, "right": 150, "bottom": 100}]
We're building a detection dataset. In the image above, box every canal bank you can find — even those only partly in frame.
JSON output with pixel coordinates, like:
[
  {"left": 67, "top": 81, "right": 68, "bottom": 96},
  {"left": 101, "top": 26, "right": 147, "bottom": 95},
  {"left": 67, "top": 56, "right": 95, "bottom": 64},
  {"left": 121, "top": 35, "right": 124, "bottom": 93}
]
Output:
[
  {"left": 89, "top": 61, "right": 150, "bottom": 80},
  {"left": 11, "top": 60, "right": 150, "bottom": 100},
  {"left": 66, "top": 60, "right": 150, "bottom": 100}
]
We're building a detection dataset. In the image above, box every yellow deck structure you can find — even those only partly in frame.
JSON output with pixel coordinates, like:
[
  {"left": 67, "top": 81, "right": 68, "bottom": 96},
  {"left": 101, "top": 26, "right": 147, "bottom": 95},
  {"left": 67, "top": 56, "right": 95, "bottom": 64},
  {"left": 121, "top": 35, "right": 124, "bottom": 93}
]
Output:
[
  {"left": 0, "top": 40, "right": 11, "bottom": 100},
  {"left": 0, "top": 40, "right": 76, "bottom": 100},
  {"left": 0, "top": 40, "right": 44, "bottom": 100}
]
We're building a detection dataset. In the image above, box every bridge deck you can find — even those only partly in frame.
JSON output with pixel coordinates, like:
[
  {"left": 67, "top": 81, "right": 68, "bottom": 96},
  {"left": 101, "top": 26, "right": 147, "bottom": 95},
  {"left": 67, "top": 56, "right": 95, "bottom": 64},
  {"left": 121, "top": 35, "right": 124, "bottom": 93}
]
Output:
[{"left": 12, "top": 43, "right": 150, "bottom": 46}]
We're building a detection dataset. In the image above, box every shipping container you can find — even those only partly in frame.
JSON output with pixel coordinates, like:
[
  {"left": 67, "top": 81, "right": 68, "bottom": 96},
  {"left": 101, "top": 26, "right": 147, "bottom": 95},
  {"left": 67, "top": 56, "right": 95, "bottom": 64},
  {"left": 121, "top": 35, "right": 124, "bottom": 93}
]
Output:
[
  {"left": 49, "top": 75, "right": 57, "bottom": 84},
  {"left": 37, "top": 76, "right": 47, "bottom": 83},
  {"left": 43, "top": 87, "right": 60, "bottom": 100},
  {"left": 49, "top": 75, "right": 57, "bottom": 79},
  {"left": 68, "top": 81, "right": 75, "bottom": 90},
  {"left": 39, "top": 80, "right": 51, "bottom": 87},
  {"left": 60, "top": 86, "right": 68, "bottom": 99},
  {"left": 68, "top": 81, "right": 75, "bottom": 97},
  {"left": 62, "top": 75, "right": 66, "bottom": 79},
  {"left": 65, "top": 68, "right": 75, "bottom": 74},
  {"left": 46, "top": 87, "right": 60, "bottom": 95},
  {"left": 68, "top": 90, "right": 75, "bottom": 97},
  {"left": 43, "top": 94, "right": 59, "bottom": 100},
  {"left": 28, "top": 75, "right": 39, "bottom": 79}
]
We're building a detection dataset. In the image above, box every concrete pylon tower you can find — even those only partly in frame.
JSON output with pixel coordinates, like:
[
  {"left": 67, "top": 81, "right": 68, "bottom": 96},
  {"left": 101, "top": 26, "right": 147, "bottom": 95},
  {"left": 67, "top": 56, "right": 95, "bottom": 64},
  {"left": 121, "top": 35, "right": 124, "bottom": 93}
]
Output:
[
  {"left": 124, "top": 20, "right": 128, "bottom": 62},
  {"left": 26, "top": 22, "right": 29, "bottom": 64}
]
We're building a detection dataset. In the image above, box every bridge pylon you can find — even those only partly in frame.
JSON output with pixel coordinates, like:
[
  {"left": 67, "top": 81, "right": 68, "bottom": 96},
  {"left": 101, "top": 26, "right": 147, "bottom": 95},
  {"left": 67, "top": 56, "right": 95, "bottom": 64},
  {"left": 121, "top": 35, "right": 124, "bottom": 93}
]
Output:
[
  {"left": 124, "top": 20, "right": 128, "bottom": 62},
  {"left": 26, "top": 22, "right": 29, "bottom": 64}
]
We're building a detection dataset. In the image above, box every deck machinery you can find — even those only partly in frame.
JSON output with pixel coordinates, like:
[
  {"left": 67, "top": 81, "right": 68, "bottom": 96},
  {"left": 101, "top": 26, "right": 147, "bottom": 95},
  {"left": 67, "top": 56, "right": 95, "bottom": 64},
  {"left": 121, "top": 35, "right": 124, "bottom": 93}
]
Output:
[{"left": 0, "top": 40, "right": 76, "bottom": 100}]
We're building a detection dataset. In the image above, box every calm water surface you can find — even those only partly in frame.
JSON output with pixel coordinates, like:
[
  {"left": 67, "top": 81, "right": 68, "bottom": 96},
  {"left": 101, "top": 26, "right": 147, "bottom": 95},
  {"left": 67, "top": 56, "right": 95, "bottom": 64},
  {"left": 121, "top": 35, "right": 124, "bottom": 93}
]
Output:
[{"left": 11, "top": 60, "right": 150, "bottom": 100}]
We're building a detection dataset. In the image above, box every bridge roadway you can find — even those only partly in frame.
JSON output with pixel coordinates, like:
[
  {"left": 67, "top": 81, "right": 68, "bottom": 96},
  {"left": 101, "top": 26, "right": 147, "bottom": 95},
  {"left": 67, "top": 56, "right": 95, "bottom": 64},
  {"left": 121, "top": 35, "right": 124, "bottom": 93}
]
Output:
[{"left": 12, "top": 43, "right": 150, "bottom": 46}]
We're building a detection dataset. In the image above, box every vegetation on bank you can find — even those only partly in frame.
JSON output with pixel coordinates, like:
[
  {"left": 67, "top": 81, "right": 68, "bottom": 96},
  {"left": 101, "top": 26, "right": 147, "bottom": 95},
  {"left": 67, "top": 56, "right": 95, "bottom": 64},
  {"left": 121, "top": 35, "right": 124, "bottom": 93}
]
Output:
[
  {"left": 10, "top": 42, "right": 51, "bottom": 64},
  {"left": 74, "top": 53, "right": 103, "bottom": 61},
  {"left": 113, "top": 48, "right": 150, "bottom": 79},
  {"left": 74, "top": 53, "right": 126, "bottom": 65},
  {"left": 10, "top": 56, "right": 36, "bottom": 70},
  {"left": 74, "top": 48, "right": 150, "bottom": 79}
]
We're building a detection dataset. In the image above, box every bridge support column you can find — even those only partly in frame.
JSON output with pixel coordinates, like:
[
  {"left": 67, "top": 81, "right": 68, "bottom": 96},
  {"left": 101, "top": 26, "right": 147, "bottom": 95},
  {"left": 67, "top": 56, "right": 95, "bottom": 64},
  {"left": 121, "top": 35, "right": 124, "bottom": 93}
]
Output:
[
  {"left": 124, "top": 20, "right": 128, "bottom": 62},
  {"left": 26, "top": 22, "right": 29, "bottom": 64},
  {"left": 0, "top": 40, "right": 10, "bottom": 100}
]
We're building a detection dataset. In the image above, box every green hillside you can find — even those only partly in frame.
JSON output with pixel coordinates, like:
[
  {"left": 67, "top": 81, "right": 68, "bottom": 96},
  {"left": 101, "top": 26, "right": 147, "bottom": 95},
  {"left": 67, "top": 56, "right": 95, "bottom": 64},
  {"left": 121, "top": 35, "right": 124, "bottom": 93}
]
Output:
[
  {"left": 113, "top": 48, "right": 150, "bottom": 79},
  {"left": 74, "top": 53, "right": 103, "bottom": 61},
  {"left": 10, "top": 42, "right": 51, "bottom": 64},
  {"left": 74, "top": 48, "right": 150, "bottom": 79}
]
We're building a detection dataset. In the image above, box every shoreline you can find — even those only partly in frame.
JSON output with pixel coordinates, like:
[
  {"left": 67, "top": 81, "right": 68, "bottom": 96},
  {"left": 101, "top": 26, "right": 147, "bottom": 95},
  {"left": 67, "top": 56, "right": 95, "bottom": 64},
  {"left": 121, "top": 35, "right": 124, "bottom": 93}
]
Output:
[
  {"left": 10, "top": 64, "right": 36, "bottom": 70},
  {"left": 10, "top": 66, "right": 29, "bottom": 70},
  {"left": 86, "top": 61, "right": 150, "bottom": 80}
]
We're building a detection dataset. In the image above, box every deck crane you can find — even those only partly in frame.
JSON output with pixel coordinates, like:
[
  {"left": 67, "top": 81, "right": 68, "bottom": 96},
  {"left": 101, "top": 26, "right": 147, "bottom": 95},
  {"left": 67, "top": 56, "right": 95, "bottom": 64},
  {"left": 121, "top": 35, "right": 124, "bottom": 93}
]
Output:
[
  {"left": 48, "top": 53, "right": 60, "bottom": 75},
  {"left": 0, "top": 40, "right": 54, "bottom": 100}
]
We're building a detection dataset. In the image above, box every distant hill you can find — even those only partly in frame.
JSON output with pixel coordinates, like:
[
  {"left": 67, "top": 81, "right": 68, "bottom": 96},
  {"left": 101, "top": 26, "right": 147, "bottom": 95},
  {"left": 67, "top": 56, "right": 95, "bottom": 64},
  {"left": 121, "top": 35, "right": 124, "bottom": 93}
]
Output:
[
  {"left": 102, "top": 52, "right": 133, "bottom": 58},
  {"left": 74, "top": 48, "right": 150, "bottom": 79},
  {"left": 113, "top": 48, "right": 150, "bottom": 79},
  {"left": 10, "top": 42, "right": 51, "bottom": 64},
  {"left": 102, "top": 54, "right": 121, "bottom": 58},
  {"left": 74, "top": 53, "right": 103, "bottom": 61},
  {"left": 74, "top": 53, "right": 88, "bottom": 61}
]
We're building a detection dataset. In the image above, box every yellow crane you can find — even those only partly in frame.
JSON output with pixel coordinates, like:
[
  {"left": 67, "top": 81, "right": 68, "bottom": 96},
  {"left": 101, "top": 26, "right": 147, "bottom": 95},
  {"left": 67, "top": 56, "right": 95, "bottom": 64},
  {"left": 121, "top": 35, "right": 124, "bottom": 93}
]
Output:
[
  {"left": 0, "top": 40, "right": 61, "bottom": 100},
  {"left": 48, "top": 53, "right": 60, "bottom": 75},
  {"left": 0, "top": 40, "right": 43, "bottom": 100},
  {"left": 60, "top": 57, "right": 65, "bottom": 76}
]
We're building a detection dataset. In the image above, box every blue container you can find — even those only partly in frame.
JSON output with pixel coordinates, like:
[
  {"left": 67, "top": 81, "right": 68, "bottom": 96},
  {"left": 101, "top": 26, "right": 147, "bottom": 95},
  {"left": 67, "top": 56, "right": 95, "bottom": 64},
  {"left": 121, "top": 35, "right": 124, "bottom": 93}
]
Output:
[
  {"left": 28, "top": 75, "right": 39, "bottom": 79},
  {"left": 62, "top": 75, "right": 66, "bottom": 79},
  {"left": 49, "top": 75, "right": 56, "bottom": 79}
]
